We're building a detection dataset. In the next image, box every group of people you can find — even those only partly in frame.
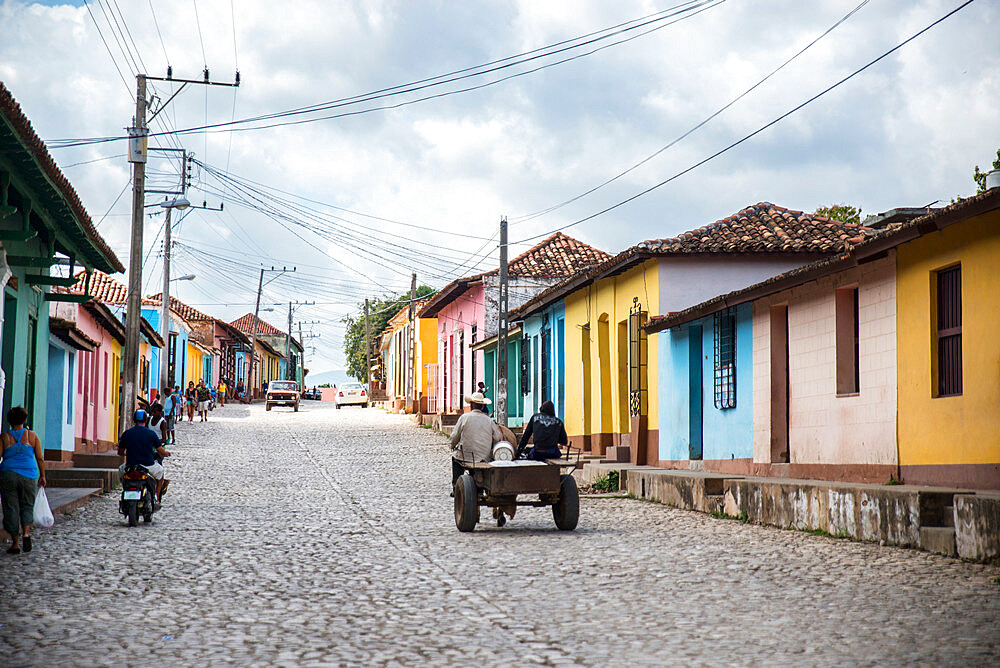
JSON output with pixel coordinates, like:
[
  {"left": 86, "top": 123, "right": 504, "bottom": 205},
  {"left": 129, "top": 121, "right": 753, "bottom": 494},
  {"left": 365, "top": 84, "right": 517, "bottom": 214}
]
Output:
[
  {"left": 158, "top": 378, "right": 234, "bottom": 437},
  {"left": 449, "top": 389, "right": 568, "bottom": 486}
]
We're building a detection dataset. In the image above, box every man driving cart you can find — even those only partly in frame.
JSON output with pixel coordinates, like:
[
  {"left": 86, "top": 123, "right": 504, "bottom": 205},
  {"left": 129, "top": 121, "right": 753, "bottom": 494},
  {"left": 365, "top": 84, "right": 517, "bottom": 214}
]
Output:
[{"left": 449, "top": 392, "right": 502, "bottom": 488}]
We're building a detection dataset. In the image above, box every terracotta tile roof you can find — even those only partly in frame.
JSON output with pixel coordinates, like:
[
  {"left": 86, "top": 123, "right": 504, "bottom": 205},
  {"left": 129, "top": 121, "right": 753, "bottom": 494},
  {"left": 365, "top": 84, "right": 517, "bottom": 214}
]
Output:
[
  {"left": 0, "top": 83, "right": 124, "bottom": 273},
  {"left": 419, "top": 232, "right": 610, "bottom": 317},
  {"left": 638, "top": 202, "right": 869, "bottom": 254},
  {"left": 230, "top": 313, "right": 285, "bottom": 336},
  {"left": 145, "top": 293, "right": 213, "bottom": 322},
  {"left": 71, "top": 270, "right": 129, "bottom": 304},
  {"left": 644, "top": 188, "right": 1000, "bottom": 334},
  {"left": 507, "top": 231, "right": 612, "bottom": 278}
]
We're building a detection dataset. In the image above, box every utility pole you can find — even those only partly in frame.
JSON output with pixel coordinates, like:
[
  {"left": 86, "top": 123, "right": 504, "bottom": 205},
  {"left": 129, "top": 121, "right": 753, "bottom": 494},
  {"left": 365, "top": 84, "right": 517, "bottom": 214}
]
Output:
[
  {"left": 364, "top": 298, "right": 372, "bottom": 389},
  {"left": 123, "top": 69, "right": 238, "bottom": 433},
  {"left": 299, "top": 322, "right": 306, "bottom": 389},
  {"left": 121, "top": 74, "right": 148, "bottom": 435},
  {"left": 286, "top": 302, "right": 293, "bottom": 380},
  {"left": 408, "top": 272, "right": 416, "bottom": 410},
  {"left": 247, "top": 266, "right": 294, "bottom": 399},
  {"left": 247, "top": 268, "right": 265, "bottom": 401},
  {"left": 158, "top": 150, "right": 189, "bottom": 395},
  {"left": 497, "top": 217, "right": 509, "bottom": 427}
]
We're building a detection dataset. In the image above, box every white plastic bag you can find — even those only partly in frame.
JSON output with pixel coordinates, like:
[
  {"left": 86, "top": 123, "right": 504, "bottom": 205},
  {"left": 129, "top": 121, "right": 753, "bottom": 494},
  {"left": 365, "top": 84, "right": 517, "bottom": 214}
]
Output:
[{"left": 33, "top": 487, "right": 54, "bottom": 528}]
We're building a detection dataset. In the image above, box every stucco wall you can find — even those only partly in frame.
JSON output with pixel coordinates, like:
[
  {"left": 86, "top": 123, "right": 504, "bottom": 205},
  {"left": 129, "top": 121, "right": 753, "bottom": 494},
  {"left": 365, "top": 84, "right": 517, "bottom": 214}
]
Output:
[
  {"left": 752, "top": 253, "right": 897, "bottom": 466},
  {"left": 657, "top": 303, "right": 754, "bottom": 462},
  {"left": 436, "top": 283, "right": 484, "bottom": 412},
  {"left": 564, "top": 259, "right": 659, "bottom": 441},
  {"left": 658, "top": 255, "right": 818, "bottom": 313},
  {"left": 896, "top": 208, "right": 1000, "bottom": 469},
  {"left": 521, "top": 301, "right": 566, "bottom": 421}
]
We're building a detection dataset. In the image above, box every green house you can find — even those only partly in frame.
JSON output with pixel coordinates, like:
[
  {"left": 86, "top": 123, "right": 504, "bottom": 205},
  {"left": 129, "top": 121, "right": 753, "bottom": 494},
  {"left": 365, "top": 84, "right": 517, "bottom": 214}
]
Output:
[{"left": 0, "top": 82, "right": 124, "bottom": 451}]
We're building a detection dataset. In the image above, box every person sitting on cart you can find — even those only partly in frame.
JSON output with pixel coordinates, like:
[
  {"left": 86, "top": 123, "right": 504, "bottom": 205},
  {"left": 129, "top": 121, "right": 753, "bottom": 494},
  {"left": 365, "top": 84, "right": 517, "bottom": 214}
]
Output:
[
  {"left": 450, "top": 392, "right": 503, "bottom": 486},
  {"left": 517, "top": 401, "right": 568, "bottom": 461}
]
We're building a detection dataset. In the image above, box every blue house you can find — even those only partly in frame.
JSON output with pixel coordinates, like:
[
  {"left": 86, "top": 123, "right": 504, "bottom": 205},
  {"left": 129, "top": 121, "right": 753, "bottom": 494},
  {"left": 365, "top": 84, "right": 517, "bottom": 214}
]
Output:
[
  {"left": 653, "top": 303, "right": 754, "bottom": 464},
  {"left": 518, "top": 300, "right": 567, "bottom": 423}
]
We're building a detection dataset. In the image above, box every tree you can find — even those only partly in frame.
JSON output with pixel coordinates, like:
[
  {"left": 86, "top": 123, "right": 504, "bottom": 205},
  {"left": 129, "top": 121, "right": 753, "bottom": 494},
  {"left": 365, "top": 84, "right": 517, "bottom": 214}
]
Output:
[
  {"left": 814, "top": 204, "right": 862, "bottom": 225},
  {"left": 972, "top": 148, "right": 1000, "bottom": 193},
  {"left": 341, "top": 285, "right": 436, "bottom": 383}
]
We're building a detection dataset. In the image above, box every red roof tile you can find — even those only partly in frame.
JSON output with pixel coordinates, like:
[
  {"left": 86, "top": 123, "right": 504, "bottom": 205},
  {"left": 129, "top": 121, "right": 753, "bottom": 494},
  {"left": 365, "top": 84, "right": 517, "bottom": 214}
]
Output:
[
  {"left": 230, "top": 313, "right": 285, "bottom": 336},
  {"left": 71, "top": 270, "right": 129, "bottom": 304},
  {"left": 145, "top": 293, "right": 213, "bottom": 322},
  {"left": 639, "top": 202, "right": 869, "bottom": 254}
]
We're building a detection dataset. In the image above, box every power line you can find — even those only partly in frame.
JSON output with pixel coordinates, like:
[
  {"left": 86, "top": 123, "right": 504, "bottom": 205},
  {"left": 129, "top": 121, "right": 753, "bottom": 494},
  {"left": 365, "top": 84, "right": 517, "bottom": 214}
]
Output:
[
  {"left": 510, "top": 0, "right": 873, "bottom": 224},
  {"left": 512, "top": 0, "right": 978, "bottom": 245},
  {"left": 48, "top": 0, "right": 720, "bottom": 148}
]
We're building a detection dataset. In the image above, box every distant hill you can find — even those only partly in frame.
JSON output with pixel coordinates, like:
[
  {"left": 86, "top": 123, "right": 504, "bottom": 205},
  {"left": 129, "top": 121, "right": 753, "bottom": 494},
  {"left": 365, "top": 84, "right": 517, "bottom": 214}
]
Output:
[{"left": 305, "top": 369, "right": 357, "bottom": 387}]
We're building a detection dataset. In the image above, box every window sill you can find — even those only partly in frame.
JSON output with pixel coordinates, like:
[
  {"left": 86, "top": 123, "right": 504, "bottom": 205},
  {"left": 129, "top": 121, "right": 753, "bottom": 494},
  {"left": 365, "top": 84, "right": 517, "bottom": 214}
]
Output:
[{"left": 836, "top": 392, "right": 860, "bottom": 398}]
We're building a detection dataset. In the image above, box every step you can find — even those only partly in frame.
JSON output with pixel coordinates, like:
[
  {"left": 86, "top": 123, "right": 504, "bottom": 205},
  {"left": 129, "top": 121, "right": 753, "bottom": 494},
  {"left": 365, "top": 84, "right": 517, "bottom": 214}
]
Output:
[
  {"left": 601, "top": 446, "right": 631, "bottom": 463},
  {"left": 73, "top": 452, "right": 123, "bottom": 469},
  {"left": 44, "top": 487, "right": 102, "bottom": 514},
  {"left": 46, "top": 467, "right": 119, "bottom": 493},
  {"left": 920, "top": 526, "right": 957, "bottom": 557}
]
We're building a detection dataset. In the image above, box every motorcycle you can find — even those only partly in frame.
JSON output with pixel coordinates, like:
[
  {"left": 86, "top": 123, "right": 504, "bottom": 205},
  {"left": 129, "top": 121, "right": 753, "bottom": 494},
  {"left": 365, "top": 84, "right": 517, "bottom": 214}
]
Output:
[{"left": 119, "top": 464, "right": 158, "bottom": 526}]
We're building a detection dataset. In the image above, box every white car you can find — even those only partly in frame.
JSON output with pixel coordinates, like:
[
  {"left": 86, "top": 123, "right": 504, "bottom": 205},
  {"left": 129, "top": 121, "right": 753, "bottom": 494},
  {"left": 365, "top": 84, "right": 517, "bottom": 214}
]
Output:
[{"left": 335, "top": 382, "right": 368, "bottom": 408}]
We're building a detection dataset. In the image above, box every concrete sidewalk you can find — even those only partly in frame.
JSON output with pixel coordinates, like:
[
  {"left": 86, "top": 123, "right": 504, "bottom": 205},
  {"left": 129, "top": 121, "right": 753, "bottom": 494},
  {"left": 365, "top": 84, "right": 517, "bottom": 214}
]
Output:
[
  {"left": 574, "top": 462, "right": 1000, "bottom": 562},
  {"left": 1, "top": 486, "right": 101, "bottom": 541}
]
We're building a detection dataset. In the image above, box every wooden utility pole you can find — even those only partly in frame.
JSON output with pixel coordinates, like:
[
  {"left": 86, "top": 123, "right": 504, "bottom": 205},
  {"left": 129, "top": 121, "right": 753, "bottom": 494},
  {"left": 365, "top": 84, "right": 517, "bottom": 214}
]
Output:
[
  {"left": 496, "top": 217, "right": 509, "bottom": 427},
  {"left": 247, "top": 268, "right": 265, "bottom": 400},
  {"left": 298, "top": 322, "right": 307, "bottom": 389},
  {"left": 121, "top": 74, "right": 148, "bottom": 435},
  {"left": 408, "top": 272, "right": 416, "bottom": 408},
  {"left": 364, "top": 298, "right": 372, "bottom": 389},
  {"left": 286, "top": 301, "right": 293, "bottom": 380}
]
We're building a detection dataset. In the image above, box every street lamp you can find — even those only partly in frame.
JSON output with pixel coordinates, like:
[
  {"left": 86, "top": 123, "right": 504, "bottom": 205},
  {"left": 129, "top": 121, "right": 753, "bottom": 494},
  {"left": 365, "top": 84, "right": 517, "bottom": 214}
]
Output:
[
  {"left": 158, "top": 196, "right": 191, "bottom": 394},
  {"left": 172, "top": 274, "right": 196, "bottom": 282}
]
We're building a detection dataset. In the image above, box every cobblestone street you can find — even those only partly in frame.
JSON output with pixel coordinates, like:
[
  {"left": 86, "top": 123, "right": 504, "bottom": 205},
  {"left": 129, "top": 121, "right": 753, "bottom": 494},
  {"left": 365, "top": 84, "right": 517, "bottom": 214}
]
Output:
[{"left": 1, "top": 402, "right": 998, "bottom": 666}]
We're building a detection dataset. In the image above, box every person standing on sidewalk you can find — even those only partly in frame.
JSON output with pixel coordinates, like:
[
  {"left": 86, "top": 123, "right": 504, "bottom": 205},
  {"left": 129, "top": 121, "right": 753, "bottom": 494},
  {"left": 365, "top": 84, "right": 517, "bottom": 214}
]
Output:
[
  {"left": 0, "top": 406, "right": 46, "bottom": 554},
  {"left": 197, "top": 381, "right": 211, "bottom": 422},
  {"left": 218, "top": 379, "right": 227, "bottom": 407}
]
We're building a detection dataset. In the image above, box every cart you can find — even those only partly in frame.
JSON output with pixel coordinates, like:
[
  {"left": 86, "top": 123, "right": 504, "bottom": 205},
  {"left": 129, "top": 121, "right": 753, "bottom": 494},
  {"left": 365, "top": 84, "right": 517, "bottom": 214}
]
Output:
[{"left": 453, "top": 449, "right": 581, "bottom": 532}]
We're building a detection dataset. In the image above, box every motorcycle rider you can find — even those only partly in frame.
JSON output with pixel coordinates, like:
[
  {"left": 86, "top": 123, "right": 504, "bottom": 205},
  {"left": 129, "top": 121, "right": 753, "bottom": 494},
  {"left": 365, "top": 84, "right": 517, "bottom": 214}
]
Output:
[{"left": 118, "top": 409, "right": 171, "bottom": 504}]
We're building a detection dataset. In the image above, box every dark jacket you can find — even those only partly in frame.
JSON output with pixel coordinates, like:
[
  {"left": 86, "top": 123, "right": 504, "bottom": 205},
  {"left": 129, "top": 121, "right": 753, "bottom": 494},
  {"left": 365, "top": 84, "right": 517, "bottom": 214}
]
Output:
[{"left": 517, "top": 407, "right": 567, "bottom": 459}]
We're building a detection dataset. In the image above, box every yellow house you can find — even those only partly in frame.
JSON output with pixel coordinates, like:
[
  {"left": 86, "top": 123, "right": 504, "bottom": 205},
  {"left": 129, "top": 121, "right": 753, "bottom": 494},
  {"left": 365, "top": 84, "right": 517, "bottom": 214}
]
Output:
[
  {"left": 186, "top": 341, "right": 204, "bottom": 387},
  {"left": 895, "top": 188, "right": 1000, "bottom": 488},
  {"left": 107, "top": 338, "right": 121, "bottom": 439},
  {"left": 563, "top": 259, "right": 659, "bottom": 463},
  {"left": 382, "top": 302, "right": 438, "bottom": 413}
]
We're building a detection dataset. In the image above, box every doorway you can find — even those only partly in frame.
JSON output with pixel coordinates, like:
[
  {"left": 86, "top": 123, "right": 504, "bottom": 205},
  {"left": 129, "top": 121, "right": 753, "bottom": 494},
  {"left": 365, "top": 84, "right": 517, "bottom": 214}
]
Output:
[
  {"left": 688, "top": 325, "right": 703, "bottom": 460},
  {"left": 769, "top": 305, "right": 790, "bottom": 463}
]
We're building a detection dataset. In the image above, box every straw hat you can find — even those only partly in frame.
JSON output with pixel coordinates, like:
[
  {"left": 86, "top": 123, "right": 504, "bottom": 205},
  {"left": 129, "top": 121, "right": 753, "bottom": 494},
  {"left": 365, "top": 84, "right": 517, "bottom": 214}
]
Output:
[{"left": 464, "top": 391, "right": 492, "bottom": 405}]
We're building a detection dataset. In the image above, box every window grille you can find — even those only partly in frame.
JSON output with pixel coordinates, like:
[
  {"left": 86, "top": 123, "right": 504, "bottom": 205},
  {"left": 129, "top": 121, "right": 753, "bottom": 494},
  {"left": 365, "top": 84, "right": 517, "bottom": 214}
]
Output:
[
  {"left": 458, "top": 331, "right": 465, "bottom": 401},
  {"left": 936, "top": 265, "right": 962, "bottom": 396},
  {"left": 713, "top": 307, "right": 737, "bottom": 409},
  {"left": 628, "top": 298, "right": 647, "bottom": 417}
]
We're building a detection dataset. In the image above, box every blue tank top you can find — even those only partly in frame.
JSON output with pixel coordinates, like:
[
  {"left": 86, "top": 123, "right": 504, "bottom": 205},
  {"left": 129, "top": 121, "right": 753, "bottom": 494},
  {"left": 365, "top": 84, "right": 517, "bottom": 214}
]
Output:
[{"left": 0, "top": 428, "right": 39, "bottom": 479}]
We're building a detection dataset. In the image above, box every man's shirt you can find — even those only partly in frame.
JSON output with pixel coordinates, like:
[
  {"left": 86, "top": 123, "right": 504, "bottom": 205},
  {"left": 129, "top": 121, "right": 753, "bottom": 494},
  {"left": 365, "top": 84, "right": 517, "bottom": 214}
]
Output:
[{"left": 120, "top": 425, "right": 161, "bottom": 467}]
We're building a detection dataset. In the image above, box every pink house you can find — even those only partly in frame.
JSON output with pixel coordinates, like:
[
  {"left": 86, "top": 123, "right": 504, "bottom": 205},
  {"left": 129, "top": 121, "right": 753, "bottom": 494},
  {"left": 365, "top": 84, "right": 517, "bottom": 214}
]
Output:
[
  {"left": 420, "top": 232, "right": 611, "bottom": 415},
  {"left": 50, "top": 299, "right": 126, "bottom": 455}
]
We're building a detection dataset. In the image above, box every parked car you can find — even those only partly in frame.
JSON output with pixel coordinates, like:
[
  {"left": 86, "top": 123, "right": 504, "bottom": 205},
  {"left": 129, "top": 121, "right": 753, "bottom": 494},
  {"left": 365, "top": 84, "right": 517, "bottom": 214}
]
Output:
[
  {"left": 301, "top": 387, "right": 322, "bottom": 400},
  {"left": 266, "top": 380, "right": 300, "bottom": 412},
  {"left": 335, "top": 382, "right": 368, "bottom": 409}
]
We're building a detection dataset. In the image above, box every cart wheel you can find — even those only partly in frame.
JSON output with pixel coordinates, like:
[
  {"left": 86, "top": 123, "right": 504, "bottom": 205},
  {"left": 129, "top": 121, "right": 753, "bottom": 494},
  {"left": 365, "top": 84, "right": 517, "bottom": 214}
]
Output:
[
  {"left": 552, "top": 474, "right": 579, "bottom": 531},
  {"left": 454, "top": 474, "right": 478, "bottom": 532}
]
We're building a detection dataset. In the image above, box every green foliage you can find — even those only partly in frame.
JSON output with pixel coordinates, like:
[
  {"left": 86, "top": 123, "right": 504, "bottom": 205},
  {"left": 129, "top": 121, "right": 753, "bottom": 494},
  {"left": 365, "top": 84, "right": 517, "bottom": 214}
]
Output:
[
  {"left": 341, "top": 285, "right": 436, "bottom": 382},
  {"left": 711, "top": 509, "right": 750, "bottom": 523},
  {"left": 973, "top": 148, "right": 1000, "bottom": 193},
  {"left": 814, "top": 204, "right": 862, "bottom": 225},
  {"left": 885, "top": 477, "right": 902, "bottom": 486},
  {"left": 591, "top": 470, "right": 621, "bottom": 492}
]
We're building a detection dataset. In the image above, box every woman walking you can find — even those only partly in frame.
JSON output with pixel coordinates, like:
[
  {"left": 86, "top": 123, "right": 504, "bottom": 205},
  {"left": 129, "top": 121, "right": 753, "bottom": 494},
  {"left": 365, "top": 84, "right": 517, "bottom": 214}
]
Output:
[
  {"left": 0, "top": 406, "right": 46, "bottom": 554},
  {"left": 185, "top": 381, "right": 197, "bottom": 422}
]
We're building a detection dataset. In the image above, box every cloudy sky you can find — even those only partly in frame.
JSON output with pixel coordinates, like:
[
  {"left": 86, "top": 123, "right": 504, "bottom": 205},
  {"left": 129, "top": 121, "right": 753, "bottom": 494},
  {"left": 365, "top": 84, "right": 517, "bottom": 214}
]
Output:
[{"left": 1, "top": 0, "right": 997, "bottom": 373}]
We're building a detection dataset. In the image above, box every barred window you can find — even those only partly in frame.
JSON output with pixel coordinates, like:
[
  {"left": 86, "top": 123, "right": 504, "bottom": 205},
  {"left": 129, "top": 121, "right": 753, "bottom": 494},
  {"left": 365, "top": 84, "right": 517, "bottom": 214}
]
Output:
[
  {"left": 936, "top": 265, "right": 962, "bottom": 397},
  {"left": 713, "top": 308, "right": 737, "bottom": 409},
  {"left": 520, "top": 335, "right": 531, "bottom": 396}
]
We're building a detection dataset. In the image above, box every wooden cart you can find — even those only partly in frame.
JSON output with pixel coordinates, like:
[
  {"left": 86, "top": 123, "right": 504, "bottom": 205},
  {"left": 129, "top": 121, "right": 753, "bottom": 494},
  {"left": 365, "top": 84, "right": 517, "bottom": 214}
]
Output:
[{"left": 453, "top": 456, "right": 580, "bottom": 532}]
